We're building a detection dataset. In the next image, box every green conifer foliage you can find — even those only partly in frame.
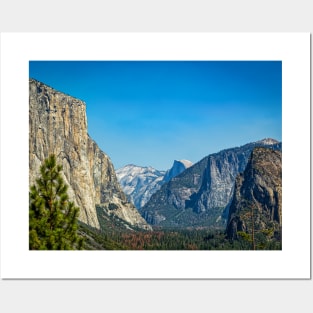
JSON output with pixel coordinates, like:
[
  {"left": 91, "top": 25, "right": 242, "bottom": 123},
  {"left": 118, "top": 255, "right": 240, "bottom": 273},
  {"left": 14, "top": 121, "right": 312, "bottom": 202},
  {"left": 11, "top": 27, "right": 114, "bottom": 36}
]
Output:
[{"left": 29, "top": 155, "right": 84, "bottom": 250}]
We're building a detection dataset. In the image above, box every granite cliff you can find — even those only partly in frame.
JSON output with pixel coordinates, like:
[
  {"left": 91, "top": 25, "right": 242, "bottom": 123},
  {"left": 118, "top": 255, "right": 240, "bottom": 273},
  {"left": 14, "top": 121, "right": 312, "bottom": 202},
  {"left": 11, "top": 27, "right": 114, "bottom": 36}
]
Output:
[
  {"left": 29, "top": 79, "right": 151, "bottom": 231},
  {"left": 163, "top": 160, "right": 193, "bottom": 183},
  {"left": 226, "top": 147, "right": 282, "bottom": 242}
]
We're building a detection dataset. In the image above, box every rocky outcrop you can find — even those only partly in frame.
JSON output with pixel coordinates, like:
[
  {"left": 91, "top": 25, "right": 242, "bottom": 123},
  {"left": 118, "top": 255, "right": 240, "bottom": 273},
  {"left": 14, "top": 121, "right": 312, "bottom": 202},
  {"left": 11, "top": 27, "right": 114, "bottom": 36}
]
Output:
[
  {"left": 141, "top": 140, "right": 281, "bottom": 228},
  {"left": 29, "top": 78, "right": 151, "bottom": 230},
  {"left": 226, "top": 147, "right": 282, "bottom": 241}
]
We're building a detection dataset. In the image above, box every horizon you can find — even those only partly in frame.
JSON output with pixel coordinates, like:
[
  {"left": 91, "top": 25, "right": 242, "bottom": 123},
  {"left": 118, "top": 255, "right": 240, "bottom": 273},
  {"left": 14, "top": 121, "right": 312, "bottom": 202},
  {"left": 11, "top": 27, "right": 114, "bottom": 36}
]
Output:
[{"left": 29, "top": 61, "right": 282, "bottom": 170}]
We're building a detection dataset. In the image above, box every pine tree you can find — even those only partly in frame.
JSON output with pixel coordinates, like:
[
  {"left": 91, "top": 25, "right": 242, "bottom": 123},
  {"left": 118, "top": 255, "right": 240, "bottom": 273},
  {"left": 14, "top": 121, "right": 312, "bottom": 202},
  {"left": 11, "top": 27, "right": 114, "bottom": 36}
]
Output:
[{"left": 29, "top": 154, "right": 84, "bottom": 250}]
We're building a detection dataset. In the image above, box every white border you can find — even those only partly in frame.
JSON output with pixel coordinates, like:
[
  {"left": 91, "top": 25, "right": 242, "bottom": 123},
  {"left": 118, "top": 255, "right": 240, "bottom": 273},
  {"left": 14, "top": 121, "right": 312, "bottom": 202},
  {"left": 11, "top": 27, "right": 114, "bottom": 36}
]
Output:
[{"left": 0, "top": 33, "right": 310, "bottom": 279}]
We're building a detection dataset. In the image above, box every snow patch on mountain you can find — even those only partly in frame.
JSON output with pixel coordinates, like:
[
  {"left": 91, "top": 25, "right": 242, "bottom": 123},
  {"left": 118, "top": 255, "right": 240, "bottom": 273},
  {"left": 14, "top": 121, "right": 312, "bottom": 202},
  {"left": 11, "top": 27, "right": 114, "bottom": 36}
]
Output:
[
  {"left": 116, "top": 159, "right": 193, "bottom": 209},
  {"left": 116, "top": 165, "right": 166, "bottom": 209}
]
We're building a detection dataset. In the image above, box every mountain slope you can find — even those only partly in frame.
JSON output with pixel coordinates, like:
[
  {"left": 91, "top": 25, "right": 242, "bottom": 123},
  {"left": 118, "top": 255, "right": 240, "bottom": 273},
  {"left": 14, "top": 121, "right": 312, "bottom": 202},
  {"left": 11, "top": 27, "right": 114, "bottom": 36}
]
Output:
[
  {"left": 226, "top": 147, "right": 282, "bottom": 247},
  {"left": 141, "top": 139, "right": 281, "bottom": 228},
  {"left": 29, "top": 78, "right": 151, "bottom": 231},
  {"left": 116, "top": 165, "right": 165, "bottom": 209},
  {"left": 116, "top": 159, "right": 193, "bottom": 209}
]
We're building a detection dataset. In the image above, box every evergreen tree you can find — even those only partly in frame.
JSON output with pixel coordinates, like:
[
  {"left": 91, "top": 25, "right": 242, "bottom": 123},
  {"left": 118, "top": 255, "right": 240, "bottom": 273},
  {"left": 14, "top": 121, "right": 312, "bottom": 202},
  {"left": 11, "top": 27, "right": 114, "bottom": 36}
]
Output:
[{"left": 29, "top": 154, "right": 84, "bottom": 250}]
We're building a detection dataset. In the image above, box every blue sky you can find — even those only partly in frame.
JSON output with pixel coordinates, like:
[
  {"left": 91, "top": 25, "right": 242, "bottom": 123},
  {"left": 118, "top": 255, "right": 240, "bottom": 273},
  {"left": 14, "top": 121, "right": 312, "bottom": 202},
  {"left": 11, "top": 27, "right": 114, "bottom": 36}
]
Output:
[{"left": 29, "top": 61, "right": 282, "bottom": 170}]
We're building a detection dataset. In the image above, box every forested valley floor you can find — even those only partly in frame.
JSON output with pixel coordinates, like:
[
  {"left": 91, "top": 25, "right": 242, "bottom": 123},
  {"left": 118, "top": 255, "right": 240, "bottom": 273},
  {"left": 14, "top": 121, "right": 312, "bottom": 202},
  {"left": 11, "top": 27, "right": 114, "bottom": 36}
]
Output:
[{"left": 78, "top": 222, "right": 282, "bottom": 251}]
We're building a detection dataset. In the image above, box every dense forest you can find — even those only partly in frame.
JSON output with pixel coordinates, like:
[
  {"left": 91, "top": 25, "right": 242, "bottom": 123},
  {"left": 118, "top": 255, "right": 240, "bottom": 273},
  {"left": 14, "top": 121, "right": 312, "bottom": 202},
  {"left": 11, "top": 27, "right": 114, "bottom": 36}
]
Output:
[{"left": 79, "top": 211, "right": 282, "bottom": 251}]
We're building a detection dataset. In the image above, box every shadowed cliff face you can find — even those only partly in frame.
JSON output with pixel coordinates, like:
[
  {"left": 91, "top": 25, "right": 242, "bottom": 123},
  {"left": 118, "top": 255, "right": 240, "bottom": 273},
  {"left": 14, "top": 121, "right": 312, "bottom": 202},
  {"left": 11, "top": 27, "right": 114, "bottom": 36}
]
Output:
[
  {"left": 29, "top": 79, "right": 151, "bottom": 230},
  {"left": 226, "top": 147, "right": 282, "bottom": 240}
]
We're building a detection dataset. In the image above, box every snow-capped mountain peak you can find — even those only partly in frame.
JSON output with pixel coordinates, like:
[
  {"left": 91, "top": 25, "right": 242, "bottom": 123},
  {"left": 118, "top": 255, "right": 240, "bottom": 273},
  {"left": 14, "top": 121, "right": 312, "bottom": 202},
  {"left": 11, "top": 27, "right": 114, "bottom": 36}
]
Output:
[
  {"left": 116, "top": 165, "right": 165, "bottom": 209},
  {"left": 116, "top": 159, "right": 193, "bottom": 209}
]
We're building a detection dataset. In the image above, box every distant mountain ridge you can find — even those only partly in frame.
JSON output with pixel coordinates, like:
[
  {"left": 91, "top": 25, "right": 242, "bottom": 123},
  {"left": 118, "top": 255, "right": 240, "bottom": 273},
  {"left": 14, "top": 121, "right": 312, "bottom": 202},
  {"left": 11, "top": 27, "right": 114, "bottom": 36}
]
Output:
[
  {"left": 116, "top": 159, "right": 193, "bottom": 209},
  {"left": 141, "top": 139, "right": 281, "bottom": 228},
  {"left": 116, "top": 164, "right": 166, "bottom": 209}
]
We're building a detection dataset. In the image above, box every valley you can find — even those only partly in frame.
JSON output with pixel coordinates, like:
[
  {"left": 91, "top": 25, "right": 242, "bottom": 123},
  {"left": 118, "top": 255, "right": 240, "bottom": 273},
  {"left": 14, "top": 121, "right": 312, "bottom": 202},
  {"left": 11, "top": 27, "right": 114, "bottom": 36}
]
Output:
[{"left": 29, "top": 78, "right": 282, "bottom": 250}]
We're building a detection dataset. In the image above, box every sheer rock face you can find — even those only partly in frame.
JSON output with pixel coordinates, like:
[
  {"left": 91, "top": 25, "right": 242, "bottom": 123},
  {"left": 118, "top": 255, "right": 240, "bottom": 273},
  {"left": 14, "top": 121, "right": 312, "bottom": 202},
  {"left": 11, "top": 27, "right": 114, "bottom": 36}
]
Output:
[
  {"left": 191, "top": 140, "right": 281, "bottom": 215},
  {"left": 29, "top": 79, "right": 151, "bottom": 230},
  {"left": 226, "top": 147, "right": 282, "bottom": 240}
]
